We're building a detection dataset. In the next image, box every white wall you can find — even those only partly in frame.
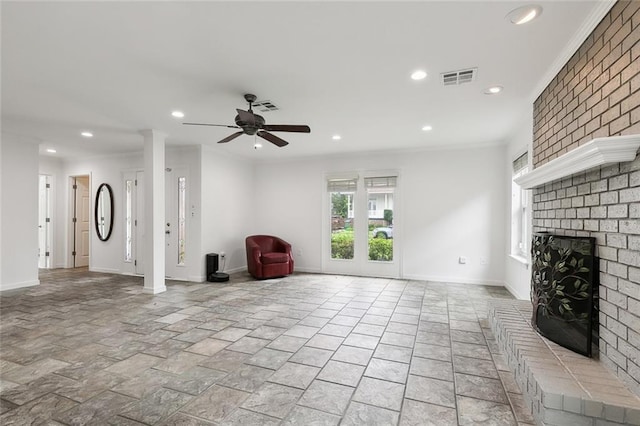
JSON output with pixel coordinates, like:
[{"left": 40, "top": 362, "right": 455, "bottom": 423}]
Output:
[
  {"left": 1, "top": 134, "right": 40, "bottom": 290},
  {"left": 503, "top": 108, "right": 534, "bottom": 300},
  {"left": 200, "top": 146, "right": 254, "bottom": 276},
  {"left": 52, "top": 146, "right": 202, "bottom": 280},
  {"left": 254, "top": 145, "right": 507, "bottom": 284},
  {"left": 8, "top": 139, "right": 515, "bottom": 290},
  {"left": 64, "top": 152, "right": 142, "bottom": 274}
]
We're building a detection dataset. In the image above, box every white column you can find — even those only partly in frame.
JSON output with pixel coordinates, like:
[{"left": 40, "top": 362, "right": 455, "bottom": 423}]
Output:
[{"left": 141, "top": 129, "right": 166, "bottom": 294}]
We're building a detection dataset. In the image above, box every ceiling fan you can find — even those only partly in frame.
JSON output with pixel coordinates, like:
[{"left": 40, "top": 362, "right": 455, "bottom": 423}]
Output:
[{"left": 183, "top": 94, "right": 311, "bottom": 147}]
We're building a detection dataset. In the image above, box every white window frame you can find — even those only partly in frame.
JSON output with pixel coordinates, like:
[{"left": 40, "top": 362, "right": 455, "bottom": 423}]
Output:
[{"left": 511, "top": 153, "right": 530, "bottom": 262}]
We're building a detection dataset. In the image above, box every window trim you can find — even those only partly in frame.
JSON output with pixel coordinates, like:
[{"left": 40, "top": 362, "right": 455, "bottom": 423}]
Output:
[{"left": 511, "top": 156, "right": 531, "bottom": 260}]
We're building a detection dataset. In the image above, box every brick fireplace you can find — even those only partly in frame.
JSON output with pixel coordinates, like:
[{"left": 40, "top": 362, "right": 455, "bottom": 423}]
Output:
[{"left": 530, "top": 0, "right": 640, "bottom": 396}]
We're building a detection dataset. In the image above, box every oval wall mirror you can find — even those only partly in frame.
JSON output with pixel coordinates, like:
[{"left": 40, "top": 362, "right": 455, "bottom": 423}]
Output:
[{"left": 95, "top": 183, "right": 114, "bottom": 241}]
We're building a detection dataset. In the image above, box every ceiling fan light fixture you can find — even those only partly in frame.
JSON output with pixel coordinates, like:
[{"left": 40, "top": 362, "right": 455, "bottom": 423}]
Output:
[
  {"left": 507, "top": 5, "right": 542, "bottom": 25},
  {"left": 171, "top": 110, "right": 185, "bottom": 118},
  {"left": 411, "top": 70, "right": 427, "bottom": 81},
  {"left": 81, "top": 131, "right": 93, "bottom": 138}
]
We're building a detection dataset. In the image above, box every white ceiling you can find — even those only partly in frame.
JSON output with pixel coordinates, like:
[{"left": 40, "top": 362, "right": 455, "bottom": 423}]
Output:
[{"left": 1, "top": 1, "right": 607, "bottom": 161}]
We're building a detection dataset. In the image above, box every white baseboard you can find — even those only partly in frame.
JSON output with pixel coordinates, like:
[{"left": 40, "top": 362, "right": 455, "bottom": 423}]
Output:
[
  {"left": 0, "top": 279, "right": 40, "bottom": 292},
  {"left": 222, "top": 266, "right": 246, "bottom": 274},
  {"left": 188, "top": 275, "right": 206, "bottom": 283},
  {"left": 294, "top": 267, "right": 322, "bottom": 274},
  {"left": 504, "top": 280, "right": 530, "bottom": 300},
  {"left": 402, "top": 274, "right": 505, "bottom": 286}
]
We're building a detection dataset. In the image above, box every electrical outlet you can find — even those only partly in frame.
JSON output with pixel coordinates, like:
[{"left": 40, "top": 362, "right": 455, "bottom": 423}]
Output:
[
  {"left": 480, "top": 257, "right": 487, "bottom": 265},
  {"left": 220, "top": 252, "right": 226, "bottom": 258},
  {"left": 459, "top": 256, "right": 467, "bottom": 264}
]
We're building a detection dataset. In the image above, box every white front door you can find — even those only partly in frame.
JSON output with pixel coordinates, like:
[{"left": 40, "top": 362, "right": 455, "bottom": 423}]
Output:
[
  {"left": 323, "top": 174, "right": 399, "bottom": 278},
  {"left": 165, "top": 167, "right": 188, "bottom": 279},
  {"left": 73, "top": 175, "right": 90, "bottom": 267},
  {"left": 133, "top": 168, "right": 188, "bottom": 279}
]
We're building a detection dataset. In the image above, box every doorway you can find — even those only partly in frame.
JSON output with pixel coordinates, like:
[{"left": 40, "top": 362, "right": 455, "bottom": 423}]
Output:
[
  {"left": 132, "top": 167, "right": 189, "bottom": 279},
  {"left": 70, "top": 175, "right": 90, "bottom": 268},
  {"left": 38, "top": 175, "right": 52, "bottom": 268},
  {"left": 323, "top": 174, "right": 399, "bottom": 278}
]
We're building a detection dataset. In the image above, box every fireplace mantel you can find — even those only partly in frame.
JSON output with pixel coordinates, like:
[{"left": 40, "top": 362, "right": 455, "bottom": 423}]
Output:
[{"left": 515, "top": 135, "right": 640, "bottom": 189}]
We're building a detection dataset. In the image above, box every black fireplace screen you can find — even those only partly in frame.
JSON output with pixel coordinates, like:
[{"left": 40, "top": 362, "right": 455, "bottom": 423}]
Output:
[{"left": 531, "top": 233, "right": 598, "bottom": 357}]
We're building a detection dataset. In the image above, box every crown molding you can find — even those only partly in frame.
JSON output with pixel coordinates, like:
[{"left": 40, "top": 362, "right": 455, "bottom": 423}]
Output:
[
  {"left": 515, "top": 135, "right": 640, "bottom": 189},
  {"left": 529, "top": 0, "right": 617, "bottom": 103}
]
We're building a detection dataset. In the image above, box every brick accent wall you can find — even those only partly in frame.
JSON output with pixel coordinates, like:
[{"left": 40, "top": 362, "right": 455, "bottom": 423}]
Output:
[
  {"left": 532, "top": 161, "right": 640, "bottom": 394},
  {"left": 531, "top": 1, "right": 640, "bottom": 395},
  {"left": 533, "top": 0, "right": 640, "bottom": 167}
]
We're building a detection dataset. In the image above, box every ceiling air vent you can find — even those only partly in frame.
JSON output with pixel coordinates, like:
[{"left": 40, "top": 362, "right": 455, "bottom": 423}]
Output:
[
  {"left": 253, "top": 100, "right": 279, "bottom": 112},
  {"left": 441, "top": 68, "right": 477, "bottom": 86}
]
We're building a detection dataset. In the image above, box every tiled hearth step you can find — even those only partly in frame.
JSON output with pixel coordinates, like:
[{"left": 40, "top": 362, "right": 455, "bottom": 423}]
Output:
[{"left": 488, "top": 300, "right": 640, "bottom": 426}]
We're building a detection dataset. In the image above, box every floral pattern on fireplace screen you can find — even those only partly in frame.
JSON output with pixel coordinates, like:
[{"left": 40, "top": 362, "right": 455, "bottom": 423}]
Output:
[{"left": 531, "top": 233, "right": 597, "bottom": 356}]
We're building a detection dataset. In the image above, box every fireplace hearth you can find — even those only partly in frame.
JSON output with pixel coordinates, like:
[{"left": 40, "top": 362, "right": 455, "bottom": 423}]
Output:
[{"left": 531, "top": 233, "right": 598, "bottom": 357}]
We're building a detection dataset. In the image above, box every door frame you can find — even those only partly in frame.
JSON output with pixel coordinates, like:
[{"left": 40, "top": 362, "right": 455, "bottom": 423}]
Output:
[
  {"left": 322, "top": 170, "right": 401, "bottom": 278},
  {"left": 67, "top": 174, "right": 92, "bottom": 268},
  {"left": 130, "top": 167, "right": 190, "bottom": 280},
  {"left": 38, "top": 174, "right": 53, "bottom": 269},
  {"left": 164, "top": 166, "right": 189, "bottom": 279}
]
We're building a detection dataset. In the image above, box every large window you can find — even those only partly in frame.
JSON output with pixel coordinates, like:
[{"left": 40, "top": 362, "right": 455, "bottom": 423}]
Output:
[{"left": 511, "top": 152, "right": 529, "bottom": 259}]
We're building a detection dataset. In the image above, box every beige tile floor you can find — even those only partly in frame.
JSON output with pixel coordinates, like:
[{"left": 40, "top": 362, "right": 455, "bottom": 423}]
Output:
[{"left": 0, "top": 268, "right": 536, "bottom": 425}]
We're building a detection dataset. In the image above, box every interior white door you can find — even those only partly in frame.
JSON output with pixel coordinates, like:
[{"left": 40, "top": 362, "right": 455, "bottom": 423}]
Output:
[
  {"left": 74, "top": 176, "right": 90, "bottom": 267},
  {"left": 38, "top": 175, "right": 51, "bottom": 268}
]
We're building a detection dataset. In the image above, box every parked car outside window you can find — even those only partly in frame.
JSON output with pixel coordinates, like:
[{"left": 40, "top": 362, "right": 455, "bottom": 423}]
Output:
[{"left": 372, "top": 225, "right": 393, "bottom": 239}]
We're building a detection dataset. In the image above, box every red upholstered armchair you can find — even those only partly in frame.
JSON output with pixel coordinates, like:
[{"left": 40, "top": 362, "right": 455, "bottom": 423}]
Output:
[{"left": 245, "top": 235, "right": 294, "bottom": 279}]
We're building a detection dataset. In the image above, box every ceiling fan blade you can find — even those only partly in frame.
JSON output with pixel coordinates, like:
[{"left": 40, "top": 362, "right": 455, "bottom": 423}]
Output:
[
  {"left": 217, "top": 131, "right": 244, "bottom": 144},
  {"left": 262, "top": 124, "right": 311, "bottom": 133},
  {"left": 183, "top": 122, "right": 240, "bottom": 129},
  {"left": 258, "top": 131, "right": 289, "bottom": 147},
  {"left": 236, "top": 108, "right": 256, "bottom": 125}
]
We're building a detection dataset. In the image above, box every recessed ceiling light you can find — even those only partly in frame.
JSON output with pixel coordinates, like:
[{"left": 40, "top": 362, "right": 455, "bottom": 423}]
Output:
[
  {"left": 81, "top": 131, "right": 93, "bottom": 138},
  {"left": 332, "top": 135, "right": 342, "bottom": 140},
  {"left": 422, "top": 125, "right": 433, "bottom": 131},
  {"left": 46, "top": 148, "right": 56, "bottom": 153},
  {"left": 485, "top": 86, "right": 503, "bottom": 95},
  {"left": 411, "top": 70, "right": 427, "bottom": 81},
  {"left": 506, "top": 5, "right": 542, "bottom": 25},
  {"left": 171, "top": 111, "right": 185, "bottom": 118},
  {"left": 254, "top": 142, "right": 262, "bottom": 149}
]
